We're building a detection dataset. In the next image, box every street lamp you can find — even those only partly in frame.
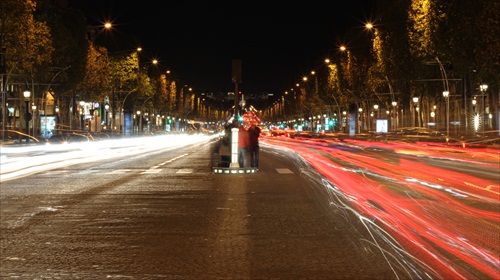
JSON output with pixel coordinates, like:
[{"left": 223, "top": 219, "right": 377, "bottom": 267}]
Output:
[
  {"left": 413, "top": 97, "right": 419, "bottom": 127},
  {"left": 23, "top": 90, "right": 31, "bottom": 137},
  {"left": 31, "top": 103, "right": 37, "bottom": 136},
  {"left": 442, "top": 91, "right": 449, "bottom": 136},
  {"left": 479, "top": 84, "right": 488, "bottom": 134},
  {"left": 104, "top": 103, "right": 110, "bottom": 129},
  {"left": 391, "top": 101, "right": 398, "bottom": 129},
  {"left": 136, "top": 110, "right": 142, "bottom": 134},
  {"left": 53, "top": 105, "right": 60, "bottom": 136},
  {"left": 472, "top": 97, "right": 479, "bottom": 132}
]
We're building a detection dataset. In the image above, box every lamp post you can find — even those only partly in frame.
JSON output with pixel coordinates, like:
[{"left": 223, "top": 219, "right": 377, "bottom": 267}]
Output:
[
  {"left": 391, "top": 101, "right": 398, "bottom": 129},
  {"left": 137, "top": 110, "right": 142, "bottom": 134},
  {"left": 479, "top": 84, "right": 488, "bottom": 135},
  {"left": 430, "top": 111, "right": 436, "bottom": 128},
  {"left": 23, "top": 90, "right": 31, "bottom": 137},
  {"left": 79, "top": 100, "right": 85, "bottom": 131},
  {"left": 442, "top": 91, "right": 449, "bottom": 136},
  {"left": 472, "top": 97, "right": 478, "bottom": 132},
  {"left": 104, "top": 103, "right": 110, "bottom": 130},
  {"left": 413, "top": 97, "right": 419, "bottom": 127},
  {"left": 55, "top": 106, "right": 60, "bottom": 135},
  {"left": 31, "top": 103, "right": 37, "bottom": 136}
]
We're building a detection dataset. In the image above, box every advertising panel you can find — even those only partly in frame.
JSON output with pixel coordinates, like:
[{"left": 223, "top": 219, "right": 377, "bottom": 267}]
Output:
[
  {"left": 376, "top": 119, "right": 388, "bottom": 133},
  {"left": 40, "top": 116, "right": 56, "bottom": 138}
]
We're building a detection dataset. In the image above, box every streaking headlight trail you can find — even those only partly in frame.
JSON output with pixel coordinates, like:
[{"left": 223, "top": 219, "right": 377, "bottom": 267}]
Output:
[{"left": 0, "top": 134, "right": 217, "bottom": 182}]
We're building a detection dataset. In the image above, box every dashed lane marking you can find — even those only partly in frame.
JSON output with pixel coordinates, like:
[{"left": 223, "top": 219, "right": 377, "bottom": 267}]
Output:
[
  {"left": 276, "top": 168, "right": 294, "bottom": 174},
  {"left": 104, "top": 169, "right": 132, "bottom": 175},
  {"left": 141, "top": 169, "right": 162, "bottom": 174},
  {"left": 176, "top": 169, "right": 193, "bottom": 174}
]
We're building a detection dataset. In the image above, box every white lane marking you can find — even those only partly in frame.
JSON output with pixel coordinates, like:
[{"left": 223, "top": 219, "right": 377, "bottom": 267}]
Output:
[
  {"left": 104, "top": 169, "right": 132, "bottom": 175},
  {"left": 141, "top": 169, "right": 162, "bottom": 174},
  {"left": 40, "top": 154, "right": 191, "bottom": 176},
  {"left": 276, "top": 168, "right": 294, "bottom": 174},
  {"left": 176, "top": 169, "right": 193, "bottom": 174},
  {"left": 159, "top": 153, "right": 188, "bottom": 166},
  {"left": 146, "top": 153, "right": 189, "bottom": 173}
]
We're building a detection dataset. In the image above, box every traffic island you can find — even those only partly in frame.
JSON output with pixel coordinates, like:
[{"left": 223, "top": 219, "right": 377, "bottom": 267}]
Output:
[
  {"left": 212, "top": 166, "right": 258, "bottom": 174},
  {"left": 212, "top": 127, "right": 258, "bottom": 174}
]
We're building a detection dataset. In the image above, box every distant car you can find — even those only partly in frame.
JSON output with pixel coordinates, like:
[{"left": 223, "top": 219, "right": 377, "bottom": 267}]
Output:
[
  {"left": 270, "top": 129, "right": 286, "bottom": 136},
  {"left": 290, "top": 131, "right": 315, "bottom": 139},
  {"left": 259, "top": 126, "right": 271, "bottom": 137}
]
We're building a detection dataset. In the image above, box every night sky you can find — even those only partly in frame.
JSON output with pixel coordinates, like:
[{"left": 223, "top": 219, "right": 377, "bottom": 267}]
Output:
[{"left": 67, "top": 0, "right": 375, "bottom": 96}]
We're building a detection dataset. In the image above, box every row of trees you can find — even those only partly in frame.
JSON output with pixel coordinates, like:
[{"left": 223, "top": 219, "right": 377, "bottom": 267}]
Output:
[
  {"left": 1, "top": 0, "right": 208, "bottom": 137},
  {"left": 1, "top": 0, "right": 499, "bottom": 137},
  {"left": 267, "top": 0, "right": 499, "bottom": 134}
]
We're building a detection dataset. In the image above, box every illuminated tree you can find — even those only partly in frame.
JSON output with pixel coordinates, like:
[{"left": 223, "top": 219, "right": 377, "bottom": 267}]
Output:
[
  {"left": 0, "top": 0, "right": 53, "bottom": 82},
  {"left": 407, "top": 0, "right": 441, "bottom": 59},
  {"left": 0, "top": 0, "right": 53, "bottom": 130},
  {"left": 78, "top": 41, "right": 110, "bottom": 101}
]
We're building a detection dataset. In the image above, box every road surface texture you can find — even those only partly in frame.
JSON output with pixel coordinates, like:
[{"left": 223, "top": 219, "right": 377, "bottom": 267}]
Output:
[{"left": 1, "top": 138, "right": 419, "bottom": 279}]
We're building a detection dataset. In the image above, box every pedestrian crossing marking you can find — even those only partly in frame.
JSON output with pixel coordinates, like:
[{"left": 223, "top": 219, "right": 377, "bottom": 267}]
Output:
[
  {"left": 276, "top": 168, "right": 294, "bottom": 174},
  {"left": 176, "top": 169, "right": 193, "bottom": 174}
]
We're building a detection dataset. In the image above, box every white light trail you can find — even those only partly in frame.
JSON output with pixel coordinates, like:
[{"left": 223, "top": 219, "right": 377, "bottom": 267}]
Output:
[{"left": 0, "top": 134, "right": 217, "bottom": 182}]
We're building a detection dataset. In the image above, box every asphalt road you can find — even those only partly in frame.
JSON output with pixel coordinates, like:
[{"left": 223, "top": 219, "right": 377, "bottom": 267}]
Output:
[{"left": 1, "top": 137, "right": 422, "bottom": 279}]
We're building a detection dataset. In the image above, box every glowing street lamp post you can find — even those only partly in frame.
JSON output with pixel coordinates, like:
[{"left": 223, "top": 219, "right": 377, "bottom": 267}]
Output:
[
  {"left": 443, "top": 91, "right": 449, "bottom": 136},
  {"left": 136, "top": 110, "right": 142, "bottom": 134},
  {"left": 391, "top": 101, "right": 398, "bottom": 129},
  {"left": 479, "top": 84, "right": 488, "bottom": 135},
  {"left": 472, "top": 98, "right": 479, "bottom": 132},
  {"left": 31, "top": 103, "right": 37, "bottom": 136},
  {"left": 23, "top": 90, "right": 31, "bottom": 137},
  {"left": 413, "top": 97, "right": 419, "bottom": 127}
]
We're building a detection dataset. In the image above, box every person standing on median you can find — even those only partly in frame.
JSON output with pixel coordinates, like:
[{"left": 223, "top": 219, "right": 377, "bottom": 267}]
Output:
[
  {"left": 248, "top": 124, "right": 261, "bottom": 168},
  {"left": 238, "top": 124, "right": 250, "bottom": 167}
]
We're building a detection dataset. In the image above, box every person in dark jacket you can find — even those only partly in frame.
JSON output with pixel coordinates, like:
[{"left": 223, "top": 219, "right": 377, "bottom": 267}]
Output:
[{"left": 248, "top": 124, "right": 261, "bottom": 168}]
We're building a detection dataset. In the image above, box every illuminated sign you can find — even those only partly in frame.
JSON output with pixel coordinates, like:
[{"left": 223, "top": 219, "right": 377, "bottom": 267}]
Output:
[
  {"left": 41, "top": 116, "right": 57, "bottom": 138},
  {"left": 376, "top": 119, "right": 388, "bottom": 133}
]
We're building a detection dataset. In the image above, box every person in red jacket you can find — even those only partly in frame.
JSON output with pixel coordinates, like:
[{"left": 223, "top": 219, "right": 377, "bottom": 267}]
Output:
[{"left": 238, "top": 125, "right": 250, "bottom": 167}]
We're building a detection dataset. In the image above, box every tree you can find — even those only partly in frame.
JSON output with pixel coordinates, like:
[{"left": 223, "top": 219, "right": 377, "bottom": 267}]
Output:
[
  {"left": 35, "top": 1, "right": 88, "bottom": 94},
  {"left": 0, "top": 0, "right": 53, "bottom": 131},
  {"left": 1, "top": 0, "right": 53, "bottom": 83},
  {"left": 78, "top": 41, "right": 110, "bottom": 102}
]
